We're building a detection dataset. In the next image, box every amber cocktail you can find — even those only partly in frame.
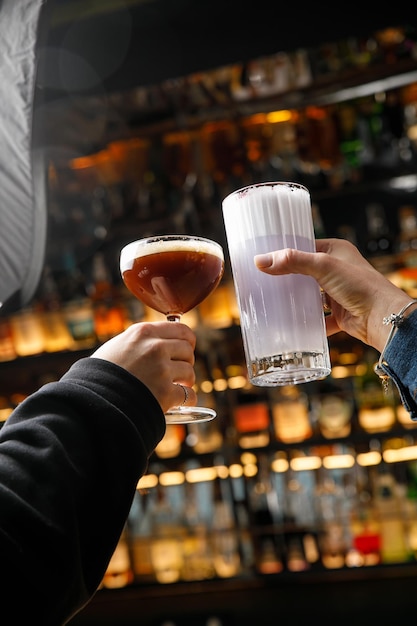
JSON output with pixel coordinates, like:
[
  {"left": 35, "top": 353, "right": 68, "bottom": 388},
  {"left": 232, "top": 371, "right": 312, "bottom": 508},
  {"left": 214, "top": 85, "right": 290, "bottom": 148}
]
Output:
[{"left": 120, "top": 234, "right": 224, "bottom": 423}]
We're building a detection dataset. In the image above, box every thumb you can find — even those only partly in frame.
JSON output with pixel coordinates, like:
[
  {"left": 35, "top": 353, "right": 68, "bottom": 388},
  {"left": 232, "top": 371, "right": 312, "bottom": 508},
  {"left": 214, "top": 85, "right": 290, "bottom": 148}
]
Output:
[
  {"left": 253, "top": 252, "right": 273, "bottom": 269},
  {"left": 254, "top": 248, "right": 315, "bottom": 277}
]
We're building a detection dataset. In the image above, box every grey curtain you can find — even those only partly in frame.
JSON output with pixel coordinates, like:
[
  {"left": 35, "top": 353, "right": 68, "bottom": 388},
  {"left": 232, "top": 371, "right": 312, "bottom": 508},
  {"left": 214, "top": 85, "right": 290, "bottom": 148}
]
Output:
[{"left": 0, "top": 0, "right": 48, "bottom": 312}]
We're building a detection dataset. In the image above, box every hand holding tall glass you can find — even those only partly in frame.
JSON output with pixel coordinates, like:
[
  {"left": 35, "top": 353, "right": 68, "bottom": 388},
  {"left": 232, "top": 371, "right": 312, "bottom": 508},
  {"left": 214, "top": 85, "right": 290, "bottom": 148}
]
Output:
[
  {"left": 120, "top": 234, "right": 224, "bottom": 424},
  {"left": 222, "top": 181, "right": 331, "bottom": 386}
]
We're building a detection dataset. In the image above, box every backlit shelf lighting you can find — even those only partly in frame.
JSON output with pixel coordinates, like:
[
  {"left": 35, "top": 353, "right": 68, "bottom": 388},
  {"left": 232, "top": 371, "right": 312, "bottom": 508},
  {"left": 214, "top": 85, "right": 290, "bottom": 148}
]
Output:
[
  {"left": 185, "top": 466, "right": 218, "bottom": 483},
  {"left": 383, "top": 444, "right": 417, "bottom": 463},
  {"left": 290, "top": 455, "right": 322, "bottom": 471},
  {"left": 159, "top": 471, "right": 185, "bottom": 486},
  {"left": 356, "top": 450, "right": 382, "bottom": 466},
  {"left": 137, "top": 473, "right": 158, "bottom": 490},
  {"left": 323, "top": 453, "right": 355, "bottom": 469}
]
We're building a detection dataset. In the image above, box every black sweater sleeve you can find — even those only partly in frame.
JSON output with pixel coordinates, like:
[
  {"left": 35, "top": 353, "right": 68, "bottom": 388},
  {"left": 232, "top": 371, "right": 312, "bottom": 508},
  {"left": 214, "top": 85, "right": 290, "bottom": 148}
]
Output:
[{"left": 0, "top": 357, "right": 166, "bottom": 625}]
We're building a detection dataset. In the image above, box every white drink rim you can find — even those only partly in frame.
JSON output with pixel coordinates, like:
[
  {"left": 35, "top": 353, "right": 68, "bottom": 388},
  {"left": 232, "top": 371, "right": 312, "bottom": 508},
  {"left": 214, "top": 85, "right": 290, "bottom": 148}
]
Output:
[
  {"left": 223, "top": 180, "right": 309, "bottom": 200},
  {"left": 120, "top": 235, "right": 224, "bottom": 272}
]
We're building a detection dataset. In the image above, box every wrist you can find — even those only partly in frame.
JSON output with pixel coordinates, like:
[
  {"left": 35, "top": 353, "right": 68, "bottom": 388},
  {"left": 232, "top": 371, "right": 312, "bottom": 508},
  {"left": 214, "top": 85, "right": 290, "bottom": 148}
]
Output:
[
  {"left": 369, "top": 294, "right": 415, "bottom": 352},
  {"left": 374, "top": 299, "right": 417, "bottom": 386}
]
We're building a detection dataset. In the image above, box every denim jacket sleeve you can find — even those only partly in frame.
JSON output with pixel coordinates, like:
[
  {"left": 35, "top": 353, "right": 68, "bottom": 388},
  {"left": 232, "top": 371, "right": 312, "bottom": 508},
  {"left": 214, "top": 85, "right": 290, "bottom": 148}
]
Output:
[{"left": 380, "top": 308, "right": 417, "bottom": 421}]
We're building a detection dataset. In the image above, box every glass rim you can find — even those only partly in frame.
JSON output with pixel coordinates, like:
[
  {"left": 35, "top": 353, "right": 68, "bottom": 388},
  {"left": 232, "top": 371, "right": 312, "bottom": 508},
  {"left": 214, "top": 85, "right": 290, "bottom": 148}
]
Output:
[
  {"left": 222, "top": 180, "right": 309, "bottom": 201},
  {"left": 120, "top": 234, "right": 224, "bottom": 266},
  {"left": 121, "top": 233, "right": 223, "bottom": 249}
]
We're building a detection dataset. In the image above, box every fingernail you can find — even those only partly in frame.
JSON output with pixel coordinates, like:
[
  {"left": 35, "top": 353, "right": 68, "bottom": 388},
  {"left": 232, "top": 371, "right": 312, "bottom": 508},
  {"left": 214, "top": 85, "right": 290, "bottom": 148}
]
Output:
[{"left": 254, "top": 253, "right": 272, "bottom": 268}]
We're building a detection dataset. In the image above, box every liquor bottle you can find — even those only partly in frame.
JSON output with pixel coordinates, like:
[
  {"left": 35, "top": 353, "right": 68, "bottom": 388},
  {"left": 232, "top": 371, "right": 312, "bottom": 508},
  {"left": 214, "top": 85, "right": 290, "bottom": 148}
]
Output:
[
  {"left": 58, "top": 251, "right": 96, "bottom": 348},
  {"left": 187, "top": 418, "right": 223, "bottom": 455},
  {"left": 35, "top": 265, "right": 74, "bottom": 353},
  {"left": 232, "top": 387, "right": 271, "bottom": 449},
  {"left": 311, "top": 202, "right": 326, "bottom": 239},
  {"left": 211, "top": 479, "right": 241, "bottom": 578},
  {"left": 247, "top": 454, "right": 284, "bottom": 574},
  {"left": 373, "top": 469, "right": 410, "bottom": 563},
  {"left": 128, "top": 487, "right": 157, "bottom": 582},
  {"left": 101, "top": 527, "right": 134, "bottom": 589},
  {"left": 337, "top": 102, "right": 365, "bottom": 184},
  {"left": 186, "top": 358, "right": 223, "bottom": 454},
  {"left": 89, "top": 252, "right": 126, "bottom": 342},
  {"left": 286, "top": 535, "right": 309, "bottom": 572},
  {"left": 394, "top": 204, "right": 417, "bottom": 289},
  {"left": 355, "top": 350, "right": 396, "bottom": 434},
  {"left": 0, "top": 395, "right": 13, "bottom": 423},
  {"left": 349, "top": 500, "right": 381, "bottom": 567},
  {"left": 149, "top": 482, "right": 186, "bottom": 584},
  {"left": 181, "top": 467, "right": 214, "bottom": 582},
  {"left": 312, "top": 378, "right": 354, "bottom": 439},
  {"left": 154, "top": 424, "right": 186, "bottom": 459},
  {"left": 270, "top": 385, "right": 313, "bottom": 444},
  {"left": 364, "top": 202, "right": 396, "bottom": 274},
  {"left": 0, "top": 317, "right": 17, "bottom": 361},
  {"left": 314, "top": 466, "right": 350, "bottom": 569},
  {"left": 9, "top": 307, "right": 46, "bottom": 357}
]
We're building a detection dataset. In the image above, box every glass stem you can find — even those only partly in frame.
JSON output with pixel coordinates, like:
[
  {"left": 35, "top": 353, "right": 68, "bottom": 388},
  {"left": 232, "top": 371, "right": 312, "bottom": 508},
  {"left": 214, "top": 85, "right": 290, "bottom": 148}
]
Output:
[{"left": 167, "top": 315, "right": 181, "bottom": 322}]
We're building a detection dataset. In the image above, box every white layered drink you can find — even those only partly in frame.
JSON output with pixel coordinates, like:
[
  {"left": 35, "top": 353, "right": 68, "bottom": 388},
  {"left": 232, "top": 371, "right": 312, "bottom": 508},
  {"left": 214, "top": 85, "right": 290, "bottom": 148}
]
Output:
[{"left": 222, "top": 182, "right": 331, "bottom": 385}]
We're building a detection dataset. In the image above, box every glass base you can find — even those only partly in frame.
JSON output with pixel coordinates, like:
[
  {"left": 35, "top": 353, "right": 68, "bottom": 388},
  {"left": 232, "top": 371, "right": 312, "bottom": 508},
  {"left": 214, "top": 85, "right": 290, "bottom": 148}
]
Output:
[
  {"left": 249, "top": 351, "right": 331, "bottom": 386},
  {"left": 164, "top": 405, "right": 217, "bottom": 425}
]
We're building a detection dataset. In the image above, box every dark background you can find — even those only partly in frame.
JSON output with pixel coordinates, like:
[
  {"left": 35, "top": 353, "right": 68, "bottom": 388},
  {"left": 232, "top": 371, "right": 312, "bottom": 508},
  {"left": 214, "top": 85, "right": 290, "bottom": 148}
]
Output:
[{"left": 42, "top": 1, "right": 414, "bottom": 94}]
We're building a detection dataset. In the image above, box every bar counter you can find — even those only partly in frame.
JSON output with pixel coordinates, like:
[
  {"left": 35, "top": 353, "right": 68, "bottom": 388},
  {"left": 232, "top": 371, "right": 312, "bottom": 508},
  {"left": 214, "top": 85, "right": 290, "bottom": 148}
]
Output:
[{"left": 70, "top": 562, "right": 417, "bottom": 625}]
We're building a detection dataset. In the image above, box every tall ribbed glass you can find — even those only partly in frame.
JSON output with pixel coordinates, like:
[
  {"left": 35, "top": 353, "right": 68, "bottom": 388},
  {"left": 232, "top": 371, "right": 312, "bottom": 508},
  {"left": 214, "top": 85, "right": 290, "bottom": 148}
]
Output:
[{"left": 222, "top": 181, "right": 331, "bottom": 386}]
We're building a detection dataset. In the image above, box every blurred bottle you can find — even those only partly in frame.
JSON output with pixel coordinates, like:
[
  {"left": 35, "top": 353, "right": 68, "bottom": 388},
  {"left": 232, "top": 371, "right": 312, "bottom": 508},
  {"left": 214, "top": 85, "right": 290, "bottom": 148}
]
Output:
[
  {"left": 0, "top": 317, "right": 17, "bottom": 361},
  {"left": 186, "top": 359, "right": 223, "bottom": 454},
  {"left": 88, "top": 252, "right": 126, "bottom": 342},
  {"left": 102, "top": 527, "right": 134, "bottom": 589},
  {"left": 270, "top": 385, "right": 313, "bottom": 444},
  {"left": 59, "top": 251, "right": 96, "bottom": 349},
  {"left": 286, "top": 535, "right": 310, "bottom": 572},
  {"left": 247, "top": 454, "right": 284, "bottom": 574},
  {"left": 394, "top": 204, "right": 417, "bottom": 292},
  {"left": 198, "top": 283, "right": 236, "bottom": 329},
  {"left": 129, "top": 489, "right": 156, "bottom": 582},
  {"left": 312, "top": 378, "right": 354, "bottom": 439},
  {"left": 211, "top": 480, "right": 241, "bottom": 578},
  {"left": 364, "top": 202, "right": 396, "bottom": 274},
  {"left": 36, "top": 265, "right": 74, "bottom": 353},
  {"left": 232, "top": 388, "right": 271, "bottom": 449},
  {"left": 349, "top": 494, "right": 381, "bottom": 567},
  {"left": 311, "top": 202, "right": 326, "bottom": 238},
  {"left": 155, "top": 424, "right": 186, "bottom": 459},
  {"left": 149, "top": 482, "right": 186, "bottom": 584},
  {"left": 373, "top": 469, "right": 410, "bottom": 563},
  {"left": 314, "top": 467, "right": 349, "bottom": 569},
  {"left": 0, "top": 395, "right": 13, "bottom": 424},
  {"left": 181, "top": 472, "right": 214, "bottom": 581},
  {"left": 337, "top": 102, "right": 365, "bottom": 184},
  {"left": 355, "top": 350, "right": 396, "bottom": 434},
  {"left": 9, "top": 308, "right": 45, "bottom": 357},
  {"left": 187, "top": 419, "right": 223, "bottom": 455}
]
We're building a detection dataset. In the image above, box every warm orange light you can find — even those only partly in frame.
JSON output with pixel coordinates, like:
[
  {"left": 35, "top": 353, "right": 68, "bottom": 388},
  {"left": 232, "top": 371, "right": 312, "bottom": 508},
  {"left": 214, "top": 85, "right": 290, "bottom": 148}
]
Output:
[
  {"left": 271, "top": 457, "right": 289, "bottom": 473},
  {"left": 266, "top": 109, "right": 294, "bottom": 124},
  {"left": 185, "top": 466, "right": 217, "bottom": 483},
  {"left": 383, "top": 445, "right": 417, "bottom": 463},
  {"left": 356, "top": 451, "right": 381, "bottom": 466},
  {"left": 305, "top": 106, "right": 327, "bottom": 120},
  {"left": 323, "top": 453, "right": 355, "bottom": 469},
  {"left": 159, "top": 471, "right": 185, "bottom": 486},
  {"left": 137, "top": 474, "right": 158, "bottom": 490},
  {"left": 229, "top": 464, "right": 243, "bottom": 478},
  {"left": 290, "top": 456, "right": 321, "bottom": 471}
]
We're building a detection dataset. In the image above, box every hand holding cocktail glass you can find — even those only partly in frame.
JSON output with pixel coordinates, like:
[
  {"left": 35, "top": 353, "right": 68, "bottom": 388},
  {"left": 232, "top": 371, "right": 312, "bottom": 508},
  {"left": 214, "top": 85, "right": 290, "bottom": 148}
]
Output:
[
  {"left": 120, "top": 234, "right": 224, "bottom": 424},
  {"left": 222, "top": 181, "right": 331, "bottom": 386}
]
